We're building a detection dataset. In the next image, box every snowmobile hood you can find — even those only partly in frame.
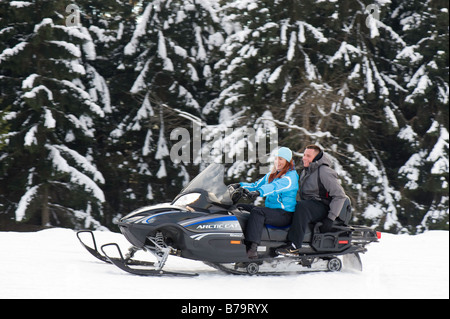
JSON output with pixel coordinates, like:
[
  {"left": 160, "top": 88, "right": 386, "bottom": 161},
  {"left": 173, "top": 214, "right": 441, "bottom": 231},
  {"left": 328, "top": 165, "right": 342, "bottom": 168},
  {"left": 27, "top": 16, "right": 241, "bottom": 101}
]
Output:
[
  {"left": 119, "top": 164, "right": 234, "bottom": 225},
  {"left": 119, "top": 203, "right": 188, "bottom": 225}
]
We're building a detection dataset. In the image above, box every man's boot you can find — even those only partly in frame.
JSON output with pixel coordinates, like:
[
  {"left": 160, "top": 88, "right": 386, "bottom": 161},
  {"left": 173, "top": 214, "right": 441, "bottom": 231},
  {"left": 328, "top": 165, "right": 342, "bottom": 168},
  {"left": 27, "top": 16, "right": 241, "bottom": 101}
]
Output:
[{"left": 247, "top": 242, "right": 258, "bottom": 259}]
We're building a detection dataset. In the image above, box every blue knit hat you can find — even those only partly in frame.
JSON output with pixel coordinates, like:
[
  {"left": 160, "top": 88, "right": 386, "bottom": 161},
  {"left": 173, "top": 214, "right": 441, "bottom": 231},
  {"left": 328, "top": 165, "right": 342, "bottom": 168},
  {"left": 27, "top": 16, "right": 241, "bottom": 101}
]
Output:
[{"left": 277, "top": 147, "right": 292, "bottom": 162}]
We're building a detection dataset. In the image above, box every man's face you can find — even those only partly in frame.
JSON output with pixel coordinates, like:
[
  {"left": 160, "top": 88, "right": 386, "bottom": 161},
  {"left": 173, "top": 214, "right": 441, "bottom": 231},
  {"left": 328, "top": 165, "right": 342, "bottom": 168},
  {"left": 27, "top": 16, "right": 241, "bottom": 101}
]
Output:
[{"left": 303, "top": 148, "right": 319, "bottom": 167}]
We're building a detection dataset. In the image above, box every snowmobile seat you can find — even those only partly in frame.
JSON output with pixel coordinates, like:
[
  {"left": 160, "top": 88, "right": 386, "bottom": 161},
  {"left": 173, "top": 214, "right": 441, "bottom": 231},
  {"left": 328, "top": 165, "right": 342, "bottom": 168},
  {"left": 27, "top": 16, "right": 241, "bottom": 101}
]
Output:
[
  {"left": 235, "top": 197, "right": 351, "bottom": 244},
  {"left": 265, "top": 197, "right": 352, "bottom": 242},
  {"left": 266, "top": 224, "right": 313, "bottom": 243},
  {"left": 335, "top": 196, "right": 352, "bottom": 225}
]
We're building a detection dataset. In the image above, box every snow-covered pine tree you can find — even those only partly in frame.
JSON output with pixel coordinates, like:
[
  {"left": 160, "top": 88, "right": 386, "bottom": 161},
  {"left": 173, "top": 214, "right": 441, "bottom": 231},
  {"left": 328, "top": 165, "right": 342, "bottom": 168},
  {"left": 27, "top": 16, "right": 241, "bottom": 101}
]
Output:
[
  {"left": 0, "top": 108, "right": 9, "bottom": 150},
  {"left": 208, "top": 0, "right": 449, "bottom": 232},
  {"left": 0, "top": 0, "right": 106, "bottom": 229},
  {"left": 325, "top": 0, "right": 448, "bottom": 232},
  {"left": 393, "top": 0, "right": 449, "bottom": 232},
  {"left": 0, "top": 105, "right": 10, "bottom": 223},
  {"left": 209, "top": 0, "right": 377, "bottom": 197},
  {"left": 107, "top": 0, "right": 225, "bottom": 214},
  {"left": 316, "top": 0, "right": 408, "bottom": 232},
  {"left": 74, "top": 0, "right": 138, "bottom": 228},
  {"left": 0, "top": 0, "right": 447, "bottom": 233},
  {"left": 205, "top": 0, "right": 333, "bottom": 178}
]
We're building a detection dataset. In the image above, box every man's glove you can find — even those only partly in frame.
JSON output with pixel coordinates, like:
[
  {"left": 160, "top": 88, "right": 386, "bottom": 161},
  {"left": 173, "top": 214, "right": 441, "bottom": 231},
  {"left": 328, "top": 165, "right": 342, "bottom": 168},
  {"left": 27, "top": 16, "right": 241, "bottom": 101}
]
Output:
[{"left": 319, "top": 217, "right": 334, "bottom": 233}]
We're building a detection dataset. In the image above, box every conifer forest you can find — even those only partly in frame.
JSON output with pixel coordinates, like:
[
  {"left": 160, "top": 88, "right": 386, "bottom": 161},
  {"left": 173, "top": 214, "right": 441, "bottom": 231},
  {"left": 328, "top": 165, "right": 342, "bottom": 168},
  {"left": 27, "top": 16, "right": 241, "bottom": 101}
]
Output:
[{"left": 0, "top": 0, "right": 448, "bottom": 234}]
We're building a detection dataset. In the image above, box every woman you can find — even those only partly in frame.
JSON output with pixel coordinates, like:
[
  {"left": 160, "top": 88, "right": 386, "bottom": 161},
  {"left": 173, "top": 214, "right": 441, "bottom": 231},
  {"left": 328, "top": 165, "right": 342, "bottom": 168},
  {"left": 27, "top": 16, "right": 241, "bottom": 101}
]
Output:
[{"left": 232, "top": 147, "right": 299, "bottom": 259}]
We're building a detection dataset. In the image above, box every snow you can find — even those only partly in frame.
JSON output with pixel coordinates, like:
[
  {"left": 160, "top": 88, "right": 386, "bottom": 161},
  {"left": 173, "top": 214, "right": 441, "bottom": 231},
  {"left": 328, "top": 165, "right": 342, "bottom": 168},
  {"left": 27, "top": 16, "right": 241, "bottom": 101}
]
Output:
[
  {"left": 268, "top": 66, "right": 283, "bottom": 84},
  {"left": 80, "top": 27, "right": 96, "bottom": 61},
  {"left": 130, "top": 59, "right": 150, "bottom": 94},
  {"left": 46, "top": 144, "right": 105, "bottom": 202},
  {"left": 366, "top": 15, "right": 380, "bottom": 39},
  {"left": 299, "top": 21, "right": 328, "bottom": 44},
  {"left": 158, "top": 31, "right": 174, "bottom": 71},
  {"left": 194, "top": 26, "right": 207, "bottom": 61},
  {"left": 398, "top": 125, "right": 418, "bottom": 143},
  {"left": 14, "top": 185, "right": 40, "bottom": 222},
  {"left": 298, "top": 21, "right": 305, "bottom": 43},
  {"left": 52, "top": 144, "right": 105, "bottom": 184},
  {"left": 286, "top": 31, "right": 296, "bottom": 61},
  {"left": 399, "top": 151, "right": 427, "bottom": 190},
  {"left": 23, "top": 85, "right": 53, "bottom": 101},
  {"left": 405, "top": 64, "right": 432, "bottom": 103},
  {"left": 21, "top": 73, "right": 39, "bottom": 89},
  {"left": 9, "top": 1, "right": 33, "bottom": 8},
  {"left": 60, "top": 80, "right": 104, "bottom": 117},
  {"left": 48, "top": 40, "right": 81, "bottom": 58},
  {"left": 44, "top": 108, "right": 56, "bottom": 129},
  {"left": 86, "top": 64, "right": 112, "bottom": 114},
  {"left": 124, "top": 3, "right": 153, "bottom": 56},
  {"left": 383, "top": 106, "right": 399, "bottom": 128},
  {"left": 396, "top": 45, "right": 423, "bottom": 63},
  {"left": 427, "top": 127, "right": 449, "bottom": 175},
  {"left": 329, "top": 41, "right": 360, "bottom": 66},
  {"left": 66, "top": 114, "right": 95, "bottom": 138},
  {"left": 24, "top": 125, "right": 38, "bottom": 146},
  {"left": 33, "top": 18, "right": 53, "bottom": 33},
  {"left": 155, "top": 129, "right": 169, "bottom": 160},
  {"left": 0, "top": 42, "right": 28, "bottom": 64},
  {"left": 0, "top": 228, "right": 447, "bottom": 299}
]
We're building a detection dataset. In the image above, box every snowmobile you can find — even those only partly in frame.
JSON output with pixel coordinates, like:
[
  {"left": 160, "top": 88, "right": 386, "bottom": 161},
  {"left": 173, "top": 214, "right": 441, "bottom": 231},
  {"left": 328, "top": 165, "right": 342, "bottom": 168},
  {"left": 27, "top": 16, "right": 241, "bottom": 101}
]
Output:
[{"left": 77, "top": 163, "right": 380, "bottom": 276}]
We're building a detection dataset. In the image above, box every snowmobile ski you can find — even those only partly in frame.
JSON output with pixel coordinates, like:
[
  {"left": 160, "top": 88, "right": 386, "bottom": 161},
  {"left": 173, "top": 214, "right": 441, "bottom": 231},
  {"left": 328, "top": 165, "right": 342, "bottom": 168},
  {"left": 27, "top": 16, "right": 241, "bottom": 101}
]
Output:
[
  {"left": 76, "top": 230, "right": 155, "bottom": 267},
  {"left": 100, "top": 243, "right": 198, "bottom": 277}
]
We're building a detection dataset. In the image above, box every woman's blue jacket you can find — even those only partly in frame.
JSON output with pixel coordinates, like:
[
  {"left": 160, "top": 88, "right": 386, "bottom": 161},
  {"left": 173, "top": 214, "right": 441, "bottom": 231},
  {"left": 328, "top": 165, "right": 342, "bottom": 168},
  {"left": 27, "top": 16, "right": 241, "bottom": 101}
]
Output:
[{"left": 240, "top": 169, "right": 299, "bottom": 212}]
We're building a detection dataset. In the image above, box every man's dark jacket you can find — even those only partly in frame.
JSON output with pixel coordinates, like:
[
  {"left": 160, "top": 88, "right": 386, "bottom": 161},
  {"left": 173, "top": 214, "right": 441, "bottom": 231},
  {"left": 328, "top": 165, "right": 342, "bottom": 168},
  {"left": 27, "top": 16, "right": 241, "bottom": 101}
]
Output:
[{"left": 297, "top": 152, "right": 347, "bottom": 221}]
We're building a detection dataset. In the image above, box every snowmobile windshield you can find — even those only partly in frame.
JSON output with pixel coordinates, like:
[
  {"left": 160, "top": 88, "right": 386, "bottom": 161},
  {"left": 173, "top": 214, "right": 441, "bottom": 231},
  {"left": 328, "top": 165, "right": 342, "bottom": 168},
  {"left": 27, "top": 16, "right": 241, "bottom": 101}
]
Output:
[{"left": 172, "top": 163, "right": 233, "bottom": 208}]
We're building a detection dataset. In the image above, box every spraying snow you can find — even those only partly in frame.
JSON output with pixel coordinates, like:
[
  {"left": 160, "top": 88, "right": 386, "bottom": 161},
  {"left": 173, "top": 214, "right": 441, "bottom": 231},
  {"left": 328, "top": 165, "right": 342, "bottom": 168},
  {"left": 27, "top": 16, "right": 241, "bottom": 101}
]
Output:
[{"left": 0, "top": 228, "right": 447, "bottom": 299}]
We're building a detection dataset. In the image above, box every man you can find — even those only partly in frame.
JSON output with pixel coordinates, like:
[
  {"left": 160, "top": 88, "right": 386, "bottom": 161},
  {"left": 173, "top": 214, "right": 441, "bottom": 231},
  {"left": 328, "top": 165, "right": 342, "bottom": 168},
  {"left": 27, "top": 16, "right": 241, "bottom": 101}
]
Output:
[{"left": 277, "top": 144, "right": 347, "bottom": 255}]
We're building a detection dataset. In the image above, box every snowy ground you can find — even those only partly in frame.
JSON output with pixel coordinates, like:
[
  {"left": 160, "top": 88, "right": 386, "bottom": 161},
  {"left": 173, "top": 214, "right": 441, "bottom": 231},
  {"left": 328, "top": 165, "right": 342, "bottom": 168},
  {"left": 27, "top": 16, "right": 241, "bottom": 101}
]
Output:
[{"left": 0, "top": 228, "right": 448, "bottom": 299}]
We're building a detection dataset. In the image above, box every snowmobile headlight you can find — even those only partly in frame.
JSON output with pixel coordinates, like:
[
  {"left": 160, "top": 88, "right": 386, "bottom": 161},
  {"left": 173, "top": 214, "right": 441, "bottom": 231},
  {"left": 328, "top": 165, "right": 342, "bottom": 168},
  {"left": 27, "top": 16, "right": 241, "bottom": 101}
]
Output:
[{"left": 173, "top": 193, "right": 201, "bottom": 207}]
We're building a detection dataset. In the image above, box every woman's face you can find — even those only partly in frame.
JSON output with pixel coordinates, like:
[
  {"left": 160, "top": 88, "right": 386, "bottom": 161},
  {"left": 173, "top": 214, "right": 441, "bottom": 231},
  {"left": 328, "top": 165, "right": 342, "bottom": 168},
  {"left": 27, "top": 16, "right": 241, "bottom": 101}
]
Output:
[{"left": 275, "top": 157, "right": 287, "bottom": 170}]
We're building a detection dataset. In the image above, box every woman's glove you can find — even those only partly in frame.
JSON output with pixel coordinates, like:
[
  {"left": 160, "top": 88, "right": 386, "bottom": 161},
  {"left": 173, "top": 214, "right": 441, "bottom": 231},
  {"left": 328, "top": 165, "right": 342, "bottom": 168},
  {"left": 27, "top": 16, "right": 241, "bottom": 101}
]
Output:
[
  {"left": 228, "top": 183, "right": 241, "bottom": 189},
  {"left": 247, "top": 190, "right": 260, "bottom": 200}
]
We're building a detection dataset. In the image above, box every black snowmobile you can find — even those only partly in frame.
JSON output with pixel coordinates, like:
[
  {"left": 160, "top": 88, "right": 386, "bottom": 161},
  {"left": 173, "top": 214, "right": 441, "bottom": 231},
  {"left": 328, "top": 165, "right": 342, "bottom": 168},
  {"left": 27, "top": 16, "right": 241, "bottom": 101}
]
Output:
[{"left": 77, "top": 163, "right": 380, "bottom": 276}]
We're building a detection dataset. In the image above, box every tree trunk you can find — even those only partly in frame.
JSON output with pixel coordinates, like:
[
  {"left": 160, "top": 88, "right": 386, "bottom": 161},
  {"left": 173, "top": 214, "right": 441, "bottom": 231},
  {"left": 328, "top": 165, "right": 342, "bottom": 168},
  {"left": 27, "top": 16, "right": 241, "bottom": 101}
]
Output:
[{"left": 41, "top": 184, "right": 49, "bottom": 227}]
